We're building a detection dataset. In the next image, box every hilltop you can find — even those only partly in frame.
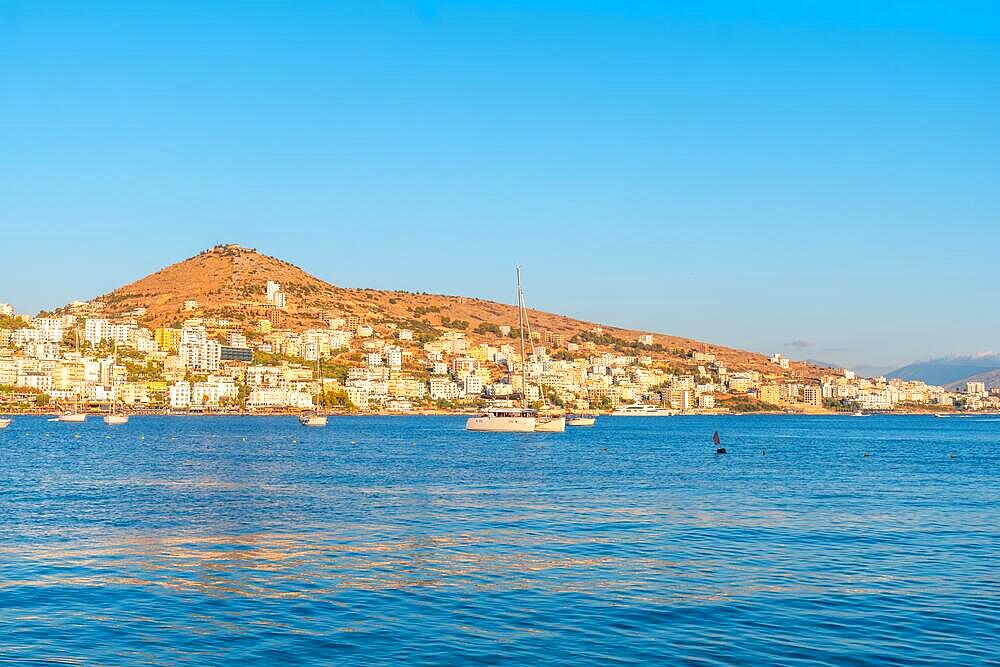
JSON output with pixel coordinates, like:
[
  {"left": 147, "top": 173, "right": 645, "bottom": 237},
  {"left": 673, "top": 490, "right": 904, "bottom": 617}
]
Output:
[{"left": 78, "top": 244, "right": 827, "bottom": 381}]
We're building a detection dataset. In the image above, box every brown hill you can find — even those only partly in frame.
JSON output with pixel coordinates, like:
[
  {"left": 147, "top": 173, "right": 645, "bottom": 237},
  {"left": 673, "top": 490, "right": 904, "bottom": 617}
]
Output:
[{"left": 87, "top": 244, "right": 826, "bottom": 381}]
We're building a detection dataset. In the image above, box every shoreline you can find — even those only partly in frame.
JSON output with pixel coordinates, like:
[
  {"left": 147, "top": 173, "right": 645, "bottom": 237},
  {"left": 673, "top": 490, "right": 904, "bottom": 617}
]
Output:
[{"left": 0, "top": 409, "right": 982, "bottom": 418}]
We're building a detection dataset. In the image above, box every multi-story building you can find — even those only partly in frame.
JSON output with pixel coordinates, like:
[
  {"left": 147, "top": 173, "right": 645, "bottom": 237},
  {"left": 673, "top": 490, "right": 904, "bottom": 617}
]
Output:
[
  {"left": 34, "top": 318, "right": 65, "bottom": 343},
  {"left": 154, "top": 327, "right": 182, "bottom": 352},
  {"left": 429, "top": 376, "right": 461, "bottom": 401},
  {"left": 169, "top": 381, "right": 192, "bottom": 409},
  {"left": 84, "top": 318, "right": 109, "bottom": 346}
]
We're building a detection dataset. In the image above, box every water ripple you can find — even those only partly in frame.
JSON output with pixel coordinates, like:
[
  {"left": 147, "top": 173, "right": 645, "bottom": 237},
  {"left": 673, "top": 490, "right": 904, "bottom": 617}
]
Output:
[{"left": 0, "top": 415, "right": 997, "bottom": 665}]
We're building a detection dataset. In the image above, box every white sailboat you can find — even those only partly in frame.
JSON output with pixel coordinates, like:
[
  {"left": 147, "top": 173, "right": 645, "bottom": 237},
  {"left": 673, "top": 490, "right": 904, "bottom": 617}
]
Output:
[
  {"left": 299, "top": 413, "right": 328, "bottom": 427},
  {"left": 104, "top": 344, "right": 129, "bottom": 424},
  {"left": 467, "top": 267, "right": 543, "bottom": 433},
  {"left": 300, "top": 354, "right": 328, "bottom": 427},
  {"left": 534, "top": 414, "right": 566, "bottom": 432},
  {"left": 517, "top": 270, "right": 565, "bottom": 432}
]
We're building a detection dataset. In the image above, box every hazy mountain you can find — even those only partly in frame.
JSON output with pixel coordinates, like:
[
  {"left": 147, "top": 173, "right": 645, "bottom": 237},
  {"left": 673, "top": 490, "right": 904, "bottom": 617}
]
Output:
[{"left": 888, "top": 354, "right": 1000, "bottom": 387}]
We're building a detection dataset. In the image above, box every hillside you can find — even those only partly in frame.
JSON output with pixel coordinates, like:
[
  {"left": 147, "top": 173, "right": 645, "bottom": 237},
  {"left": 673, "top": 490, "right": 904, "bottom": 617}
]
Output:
[
  {"left": 944, "top": 368, "right": 1000, "bottom": 391},
  {"left": 80, "top": 244, "right": 827, "bottom": 381}
]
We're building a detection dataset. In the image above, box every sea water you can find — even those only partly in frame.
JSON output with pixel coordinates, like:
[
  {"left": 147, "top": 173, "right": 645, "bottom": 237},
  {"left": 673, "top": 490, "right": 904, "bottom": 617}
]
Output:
[{"left": 0, "top": 415, "right": 996, "bottom": 665}]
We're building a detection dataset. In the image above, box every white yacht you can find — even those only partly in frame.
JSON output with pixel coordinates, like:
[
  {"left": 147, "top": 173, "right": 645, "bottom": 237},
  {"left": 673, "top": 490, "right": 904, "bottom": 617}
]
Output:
[
  {"left": 611, "top": 404, "right": 676, "bottom": 417},
  {"left": 467, "top": 407, "right": 537, "bottom": 432},
  {"left": 568, "top": 416, "right": 596, "bottom": 427},
  {"left": 0, "top": 418, "right": 11, "bottom": 429}
]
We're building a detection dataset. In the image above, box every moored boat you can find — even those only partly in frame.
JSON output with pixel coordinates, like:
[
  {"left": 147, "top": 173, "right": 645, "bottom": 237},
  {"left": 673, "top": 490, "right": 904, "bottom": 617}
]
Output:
[
  {"left": 104, "top": 414, "right": 129, "bottom": 425},
  {"left": 0, "top": 418, "right": 11, "bottom": 429},
  {"left": 51, "top": 412, "right": 87, "bottom": 423},
  {"left": 611, "top": 404, "right": 675, "bottom": 416},
  {"left": 567, "top": 416, "right": 596, "bottom": 427},
  {"left": 466, "top": 407, "right": 536, "bottom": 432},
  {"left": 467, "top": 267, "right": 562, "bottom": 435},
  {"left": 299, "top": 413, "right": 328, "bottom": 427},
  {"left": 534, "top": 415, "right": 566, "bottom": 432}
]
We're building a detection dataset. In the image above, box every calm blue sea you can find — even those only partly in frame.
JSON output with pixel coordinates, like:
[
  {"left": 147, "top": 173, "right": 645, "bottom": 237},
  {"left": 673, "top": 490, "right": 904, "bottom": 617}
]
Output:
[{"left": 0, "top": 415, "right": 996, "bottom": 665}]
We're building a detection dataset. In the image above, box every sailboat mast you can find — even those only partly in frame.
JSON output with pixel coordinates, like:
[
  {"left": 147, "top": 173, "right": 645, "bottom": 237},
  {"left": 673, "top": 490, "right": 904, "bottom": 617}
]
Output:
[
  {"left": 316, "top": 352, "right": 324, "bottom": 410},
  {"left": 516, "top": 267, "right": 529, "bottom": 409},
  {"left": 518, "top": 280, "right": 544, "bottom": 405}
]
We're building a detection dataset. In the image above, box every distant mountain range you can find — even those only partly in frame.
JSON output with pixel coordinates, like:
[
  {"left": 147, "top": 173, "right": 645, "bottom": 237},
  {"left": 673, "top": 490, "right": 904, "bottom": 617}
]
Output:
[{"left": 887, "top": 354, "right": 1000, "bottom": 388}]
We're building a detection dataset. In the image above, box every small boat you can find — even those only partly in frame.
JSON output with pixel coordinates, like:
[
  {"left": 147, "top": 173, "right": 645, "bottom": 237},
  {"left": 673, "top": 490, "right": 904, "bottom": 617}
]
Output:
[
  {"left": 568, "top": 416, "right": 597, "bottom": 427},
  {"left": 534, "top": 415, "right": 566, "bottom": 432},
  {"left": 104, "top": 414, "right": 129, "bottom": 425},
  {"left": 933, "top": 413, "right": 947, "bottom": 418},
  {"left": 50, "top": 412, "right": 87, "bottom": 423},
  {"left": 0, "top": 418, "right": 11, "bottom": 429},
  {"left": 852, "top": 411, "right": 866, "bottom": 417},
  {"left": 299, "top": 413, "right": 328, "bottom": 427},
  {"left": 467, "top": 407, "right": 536, "bottom": 432}
]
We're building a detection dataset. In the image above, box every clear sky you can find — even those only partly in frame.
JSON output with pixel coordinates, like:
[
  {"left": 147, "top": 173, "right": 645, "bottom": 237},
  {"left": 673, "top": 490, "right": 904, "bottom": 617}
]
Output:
[{"left": 2, "top": 1, "right": 998, "bottom": 369}]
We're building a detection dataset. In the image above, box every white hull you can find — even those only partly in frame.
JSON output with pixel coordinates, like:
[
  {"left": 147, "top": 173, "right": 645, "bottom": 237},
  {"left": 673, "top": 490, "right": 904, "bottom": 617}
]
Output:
[
  {"left": 53, "top": 413, "right": 87, "bottom": 423},
  {"left": 0, "top": 418, "right": 10, "bottom": 429},
  {"left": 534, "top": 416, "right": 566, "bottom": 432},
  {"left": 466, "top": 416, "right": 536, "bottom": 432},
  {"left": 568, "top": 417, "right": 596, "bottom": 427},
  {"left": 104, "top": 415, "right": 129, "bottom": 425},
  {"left": 612, "top": 407, "right": 675, "bottom": 417},
  {"left": 299, "top": 416, "right": 328, "bottom": 427}
]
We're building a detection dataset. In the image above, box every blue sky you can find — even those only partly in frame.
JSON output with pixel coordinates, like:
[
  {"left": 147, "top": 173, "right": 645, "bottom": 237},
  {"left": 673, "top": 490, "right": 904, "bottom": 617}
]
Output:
[{"left": 2, "top": 1, "right": 998, "bottom": 369}]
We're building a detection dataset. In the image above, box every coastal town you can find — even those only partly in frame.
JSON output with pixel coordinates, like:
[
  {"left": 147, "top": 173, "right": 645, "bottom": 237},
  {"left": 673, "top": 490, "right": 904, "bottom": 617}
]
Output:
[{"left": 1, "top": 254, "right": 997, "bottom": 416}]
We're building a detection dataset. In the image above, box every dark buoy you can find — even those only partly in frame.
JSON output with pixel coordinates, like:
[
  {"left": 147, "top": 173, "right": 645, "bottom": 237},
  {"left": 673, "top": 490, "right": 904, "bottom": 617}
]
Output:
[
  {"left": 713, "top": 431, "right": 726, "bottom": 454},
  {"left": 863, "top": 452, "right": 871, "bottom": 458},
  {"left": 762, "top": 449, "right": 766, "bottom": 456}
]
